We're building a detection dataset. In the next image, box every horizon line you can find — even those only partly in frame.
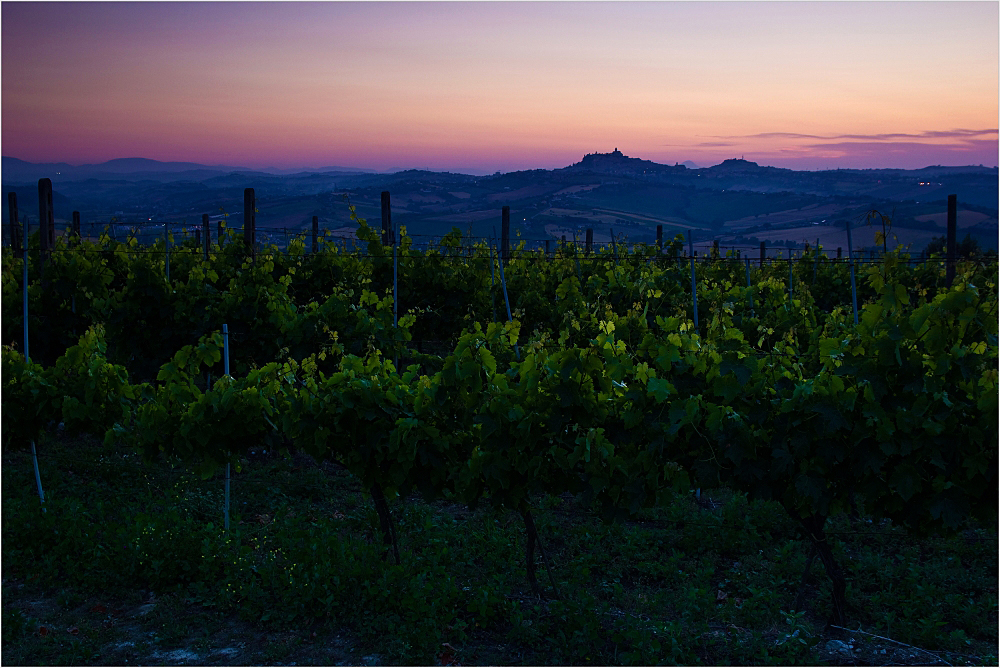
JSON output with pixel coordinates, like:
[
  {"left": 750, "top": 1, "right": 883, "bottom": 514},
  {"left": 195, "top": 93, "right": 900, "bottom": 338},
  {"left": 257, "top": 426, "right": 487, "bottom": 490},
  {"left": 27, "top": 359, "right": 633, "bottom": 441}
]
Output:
[{"left": 3, "top": 154, "right": 998, "bottom": 176}]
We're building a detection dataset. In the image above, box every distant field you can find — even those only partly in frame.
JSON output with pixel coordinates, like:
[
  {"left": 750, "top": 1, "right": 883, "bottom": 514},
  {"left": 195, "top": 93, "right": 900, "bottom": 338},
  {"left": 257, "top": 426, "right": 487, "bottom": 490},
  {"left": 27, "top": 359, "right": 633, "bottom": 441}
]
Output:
[
  {"left": 590, "top": 207, "right": 709, "bottom": 230},
  {"left": 724, "top": 202, "right": 849, "bottom": 229},
  {"left": 915, "top": 210, "right": 993, "bottom": 229},
  {"left": 542, "top": 207, "right": 622, "bottom": 226},
  {"left": 395, "top": 192, "right": 447, "bottom": 205},
  {"left": 486, "top": 184, "right": 559, "bottom": 203},
  {"left": 552, "top": 183, "right": 601, "bottom": 195}
]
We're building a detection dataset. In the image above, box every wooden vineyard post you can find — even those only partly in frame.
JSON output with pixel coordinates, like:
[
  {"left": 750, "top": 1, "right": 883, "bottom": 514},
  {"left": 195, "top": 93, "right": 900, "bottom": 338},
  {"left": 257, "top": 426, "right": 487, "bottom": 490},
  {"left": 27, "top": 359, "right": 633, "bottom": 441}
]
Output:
[
  {"left": 72, "top": 211, "right": 81, "bottom": 241},
  {"left": 218, "top": 218, "right": 225, "bottom": 246},
  {"left": 813, "top": 240, "right": 820, "bottom": 285},
  {"left": 656, "top": 224, "right": 663, "bottom": 254},
  {"left": 312, "top": 215, "right": 319, "bottom": 254},
  {"left": 837, "top": 247, "right": 842, "bottom": 260},
  {"left": 812, "top": 238, "right": 820, "bottom": 285},
  {"left": 585, "top": 228, "right": 593, "bottom": 255},
  {"left": 759, "top": 241, "right": 765, "bottom": 268},
  {"left": 501, "top": 206, "right": 510, "bottom": 263},
  {"left": 946, "top": 194, "right": 957, "bottom": 287},
  {"left": 381, "top": 191, "right": 392, "bottom": 247},
  {"left": 745, "top": 257, "right": 755, "bottom": 318},
  {"left": 572, "top": 231, "right": 582, "bottom": 280},
  {"left": 545, "top": 239, "right": 551, "bottom": 257},
  {"left": 202, "top": 214, "right": 211, "bottom": 260},
  {"left": 712, "top": 239, "right": 719, "bottom": 259},
  {"left": 243, "top": 188, "right": 256, "bottom": 259},
  {"left": 38, "top": 179, "right": 54, "bottom": 263}
]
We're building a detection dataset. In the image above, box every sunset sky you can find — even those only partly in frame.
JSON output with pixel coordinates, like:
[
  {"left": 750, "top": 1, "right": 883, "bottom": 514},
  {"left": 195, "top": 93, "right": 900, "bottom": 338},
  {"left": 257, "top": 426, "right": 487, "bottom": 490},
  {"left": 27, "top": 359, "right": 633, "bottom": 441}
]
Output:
[{"left": 2, "top": 1, "right": 998, "bottom": 173}]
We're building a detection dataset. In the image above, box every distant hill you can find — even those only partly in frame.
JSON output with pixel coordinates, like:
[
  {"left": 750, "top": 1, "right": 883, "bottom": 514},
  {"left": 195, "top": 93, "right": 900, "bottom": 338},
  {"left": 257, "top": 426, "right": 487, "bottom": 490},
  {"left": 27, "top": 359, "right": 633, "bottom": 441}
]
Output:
[
  {"left": 564, "top": 149, "right": 686, "bottom": 176},
  {"left": 90, "top": 158, "right": 243, "bottom": 173},
  {"left": 3, "top": 152, "right": 995, "bottom": 252},
  {"left": 1, "top": 157, "right": 375, "bottom": 184},
  {"left": 704, "top": 158, "right": 785, "bottom": 173}
]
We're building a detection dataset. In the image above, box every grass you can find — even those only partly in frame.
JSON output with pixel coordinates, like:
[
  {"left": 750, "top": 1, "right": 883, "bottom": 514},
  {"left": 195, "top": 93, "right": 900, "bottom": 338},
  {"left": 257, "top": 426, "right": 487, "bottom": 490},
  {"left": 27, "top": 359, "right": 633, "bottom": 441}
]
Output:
[{"left": 3, "top": 432, "right": 997, "bottom": 665}]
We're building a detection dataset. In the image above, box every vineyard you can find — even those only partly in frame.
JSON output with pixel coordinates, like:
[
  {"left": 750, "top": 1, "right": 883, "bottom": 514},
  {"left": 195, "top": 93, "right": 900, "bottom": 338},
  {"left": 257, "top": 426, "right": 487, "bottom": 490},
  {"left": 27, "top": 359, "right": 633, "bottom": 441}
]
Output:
[{"left": 2, "top": 198, "right": 998, "bottom": 665}]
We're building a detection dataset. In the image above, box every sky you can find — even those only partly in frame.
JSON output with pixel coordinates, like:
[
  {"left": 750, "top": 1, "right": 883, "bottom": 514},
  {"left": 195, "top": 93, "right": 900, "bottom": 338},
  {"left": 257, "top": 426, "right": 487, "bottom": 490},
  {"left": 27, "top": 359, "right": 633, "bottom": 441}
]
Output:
[{"left": 2, "top": 1, "right": 998, "bottom": 174}]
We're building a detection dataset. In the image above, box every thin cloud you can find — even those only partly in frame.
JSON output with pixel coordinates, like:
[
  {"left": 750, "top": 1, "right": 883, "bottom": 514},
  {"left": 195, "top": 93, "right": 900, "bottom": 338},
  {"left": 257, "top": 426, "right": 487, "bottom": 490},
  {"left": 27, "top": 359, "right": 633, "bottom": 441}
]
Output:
[
  {"left": 712, "top": 129, "right": 998, "bottom": 142},
  {"left": 659, "top": 141, "right": 736, "bottom": 148},
  {"left": 730, "top": 132, "right": 828, "bottom": 140},
  {"left": 802, "top": 140, "right": 995, "bottom": 154}
]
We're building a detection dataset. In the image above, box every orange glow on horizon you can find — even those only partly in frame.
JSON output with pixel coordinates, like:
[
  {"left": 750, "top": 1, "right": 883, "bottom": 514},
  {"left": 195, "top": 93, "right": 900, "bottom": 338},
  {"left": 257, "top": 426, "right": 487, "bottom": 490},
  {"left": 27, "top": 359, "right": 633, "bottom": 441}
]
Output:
[{"left": 2, "top": 2, "right": 996, "bottom": 172}]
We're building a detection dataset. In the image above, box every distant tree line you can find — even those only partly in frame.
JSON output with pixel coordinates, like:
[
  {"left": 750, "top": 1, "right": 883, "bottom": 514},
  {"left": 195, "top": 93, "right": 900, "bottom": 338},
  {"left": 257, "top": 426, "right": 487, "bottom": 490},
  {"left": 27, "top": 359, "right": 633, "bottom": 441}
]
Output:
[{"left": 923, "top": 233, "right": 989, "bottom": 259}]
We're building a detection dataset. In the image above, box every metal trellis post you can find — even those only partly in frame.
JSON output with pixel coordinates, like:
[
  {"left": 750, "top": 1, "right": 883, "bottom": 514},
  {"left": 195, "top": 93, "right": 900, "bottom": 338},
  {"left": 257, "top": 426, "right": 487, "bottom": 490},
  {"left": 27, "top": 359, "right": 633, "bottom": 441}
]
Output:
[
  {"left": 845, "top": 220, "right": 858, "bottom": 325},
  {"left": 223, "top": 323, "right": 231, "bottom": 531},
  {"left": 494, "top": 226, "right": 519, "bottom": 359},
  {"left": 689, "top": 231, "right": 699, "bottom": 329},
  {"left": 164, "top": 222, "right": 170, "bottom": 282}
]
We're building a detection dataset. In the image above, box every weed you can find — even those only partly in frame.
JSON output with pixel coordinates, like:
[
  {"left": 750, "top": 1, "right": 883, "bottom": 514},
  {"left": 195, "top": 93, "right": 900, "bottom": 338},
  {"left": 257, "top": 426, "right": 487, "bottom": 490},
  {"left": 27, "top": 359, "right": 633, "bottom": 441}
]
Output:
[{"left": 3, "top": 434, "right": 997, "bottom": 665}]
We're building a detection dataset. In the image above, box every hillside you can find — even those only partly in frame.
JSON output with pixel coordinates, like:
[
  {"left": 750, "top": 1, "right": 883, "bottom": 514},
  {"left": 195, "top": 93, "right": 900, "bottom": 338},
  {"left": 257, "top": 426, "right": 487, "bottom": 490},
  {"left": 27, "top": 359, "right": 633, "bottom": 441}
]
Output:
[{"left": 3, "top": 151, "right": 996, "bottom": 252}]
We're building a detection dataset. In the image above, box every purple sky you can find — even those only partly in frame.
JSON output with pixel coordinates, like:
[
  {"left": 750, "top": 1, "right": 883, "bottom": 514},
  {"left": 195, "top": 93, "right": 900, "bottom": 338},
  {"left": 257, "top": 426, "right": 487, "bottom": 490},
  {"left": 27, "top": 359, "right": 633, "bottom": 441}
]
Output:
[{"left": 3, "top": 2, "right": 998, "bottom": 173}]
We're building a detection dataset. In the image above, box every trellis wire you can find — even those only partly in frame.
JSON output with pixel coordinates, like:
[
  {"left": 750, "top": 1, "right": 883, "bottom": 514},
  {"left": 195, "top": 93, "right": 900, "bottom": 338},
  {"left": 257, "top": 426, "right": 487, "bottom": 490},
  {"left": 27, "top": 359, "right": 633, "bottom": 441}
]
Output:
[{"left": 14, "top": 225, "right": 968, "bottom": 271}]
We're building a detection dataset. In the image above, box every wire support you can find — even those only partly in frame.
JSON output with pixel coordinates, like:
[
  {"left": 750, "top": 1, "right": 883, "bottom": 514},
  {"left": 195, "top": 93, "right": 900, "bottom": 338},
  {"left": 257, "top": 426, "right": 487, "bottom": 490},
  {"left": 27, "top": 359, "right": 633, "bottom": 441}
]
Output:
[{"left": 6, "top": 244, "right": 984, "bottom": 272}]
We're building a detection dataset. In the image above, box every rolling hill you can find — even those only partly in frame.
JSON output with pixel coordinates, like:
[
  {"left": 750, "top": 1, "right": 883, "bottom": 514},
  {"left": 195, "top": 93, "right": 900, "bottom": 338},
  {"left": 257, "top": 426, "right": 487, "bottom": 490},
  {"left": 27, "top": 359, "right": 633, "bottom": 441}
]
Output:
[{"left": 3, "top": 152, "right": 996, "bottom": 253}]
